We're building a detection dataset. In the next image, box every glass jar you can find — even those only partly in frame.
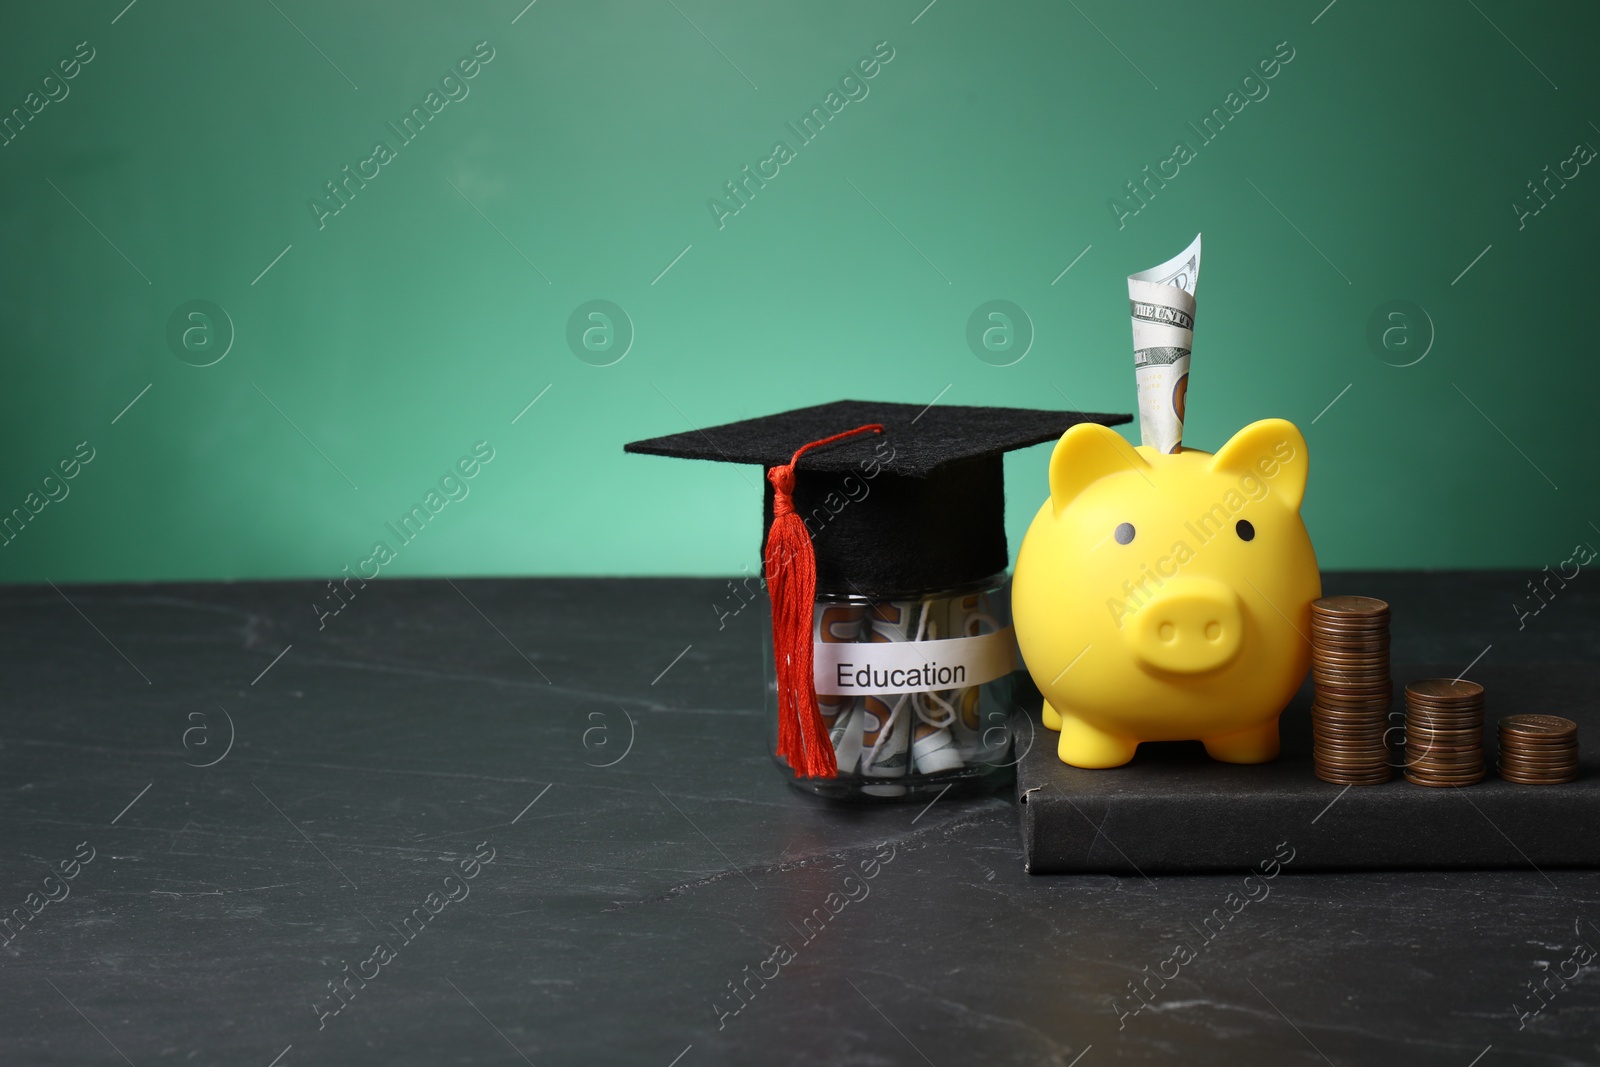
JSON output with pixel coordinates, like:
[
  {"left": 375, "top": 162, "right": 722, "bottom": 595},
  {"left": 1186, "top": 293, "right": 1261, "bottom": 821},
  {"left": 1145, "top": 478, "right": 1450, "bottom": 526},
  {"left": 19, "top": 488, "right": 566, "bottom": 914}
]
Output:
[{"left": 763, "top": 572, "right": 1023, "bottom": 801}]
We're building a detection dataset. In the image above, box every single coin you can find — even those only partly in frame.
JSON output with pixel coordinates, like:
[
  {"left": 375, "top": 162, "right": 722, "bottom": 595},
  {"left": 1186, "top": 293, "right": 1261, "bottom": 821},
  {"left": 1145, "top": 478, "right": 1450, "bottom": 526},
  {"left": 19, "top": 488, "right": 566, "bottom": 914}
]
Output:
[
  {"left": 1498, "top": 743, "right": 1579, "bottom": 757},
  {"left": 1406, "top": 701, "right": 1487, "bottom": 716},
  {"left": 1500, "top": 735, "right": 1579, "bottom": 746},
  {"left": 1407, "top": 763, "right": 1485, "bottom": 777},
  {"left": 1404, "top": 724, "right": 1486, "bottom": 737},
  {"left": 1407, "top": 725, "right": 1485, "bottom": 739},
  {"left": 1407, "top": 697, "right": 1484, "bottom": 709},
  {"left": 1405, "top": 719, "right": 1484, "bottom": 732},
  {"left": 1497, "top": 771, "right": 1578, "bottom": 785},
  {"left": 1498, "top": 766, "right": 1578, "bottom": 780},
  {"left": 1409, "top": 763, "right": 1485, "bottom": 775},
  {"left": 1317, "top": 683, "right": 1393, "bottom": 696},
  {"left": 1310, "top": 626, "right": 1390, "bottom": 640},
  {"left": 1311, "top": 616, "right": 1391, "bottom": 628},
  {"left": 1315, "top": 758, "right": 1392, "bottom": 773},
  {"left": 1406, "top": 744, "right": 1486, "bottom": 758},
  {"left": 1491, "top": 758, "right": 1580, "bottom": 767},
  {"left": 1316, "top": 742, "right": 1389, "bottom": 753},
  {"left": 1313, "top": 712, "right": 1389, "bottom": 724},
  {"left": 1314, "top": 732, "right": 1389, "bottom": 746},
  {"left": 1497, "top": 752, "right": 1575, "bottom": 763},
  {"left": 1491, "top": 755, "right": 1580, "bottom": 771},
  {"left": 1405, "top": 679, "right": 1485, "bottom": 702},
  {"left": 1499, "top": 735, "right": 1579, "bottom": 749},
  {"left": 1499, "top": 714, "right": 1578, "bottom": 737},
  {"left": 1313, "top": 738, "right": 1390, "bottom": 752},
  {"left": 1313, "top": 595, "right": 1391, "bottom": 615},
  {"left": 1406, "top": 711, "right": 1484, "bottom": 727},
  {"left": 1316, "top": 706, "right": 1393, "bottom": 719},
  {"left": 1407, "top": 742, "right": 1483, "bottom": 755},
  {"left": 1313, "top": 731, "right": 1389, "bottom": 744},
  {"left": 1313, "top": 755, "right": 1391, "bottom": 770},
  {"left": 1310, "top": 623, "right": 1391, "bottom": 634},
  {"left": 1491, "top": 771, "right": 1580, "bottom": 780},
  {"left": 1321, "top": 680, "right": 1395, "bottom": 691},
  {"left": 1313, "top": 723, "right": 1389, "bottom": 737}
]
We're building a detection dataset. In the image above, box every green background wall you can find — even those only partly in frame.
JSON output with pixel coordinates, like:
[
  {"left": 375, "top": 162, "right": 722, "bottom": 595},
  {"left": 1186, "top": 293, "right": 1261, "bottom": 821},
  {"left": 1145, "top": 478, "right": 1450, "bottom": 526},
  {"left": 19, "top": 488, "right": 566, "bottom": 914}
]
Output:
[{"left": 1, "top": 0, "right": 1594, "bottom": 584}]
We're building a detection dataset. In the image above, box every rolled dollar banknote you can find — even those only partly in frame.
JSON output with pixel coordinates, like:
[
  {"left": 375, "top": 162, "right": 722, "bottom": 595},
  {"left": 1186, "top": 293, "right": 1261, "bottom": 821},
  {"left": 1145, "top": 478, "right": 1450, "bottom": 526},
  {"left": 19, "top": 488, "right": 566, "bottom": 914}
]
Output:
[
  {"left": 943, "top": 591, "right": 1006, "bottom": 764},
  {"left": 815, "top": 604, "right": 867, "bottom": 775},
  {"left": 859, "top": 697, "right": 909, "bottom": 795},
  {"left": 910, "top": 714, "right": 961, "bottom": 774},
  {"left": 1128, "top": 233, "right": 1201, "bottom": 454},
  {"left": 859, "top": 599, "right": 920, "bottom": 795},
  {"left": 909, "top": 595, "right": 964, "bottom": 775}
]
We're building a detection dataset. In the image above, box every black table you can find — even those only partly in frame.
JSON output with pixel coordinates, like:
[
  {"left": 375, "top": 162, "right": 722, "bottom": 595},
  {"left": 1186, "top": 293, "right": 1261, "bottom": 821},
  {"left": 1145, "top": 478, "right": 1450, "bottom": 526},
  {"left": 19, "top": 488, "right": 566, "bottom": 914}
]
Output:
[{"left": 1, "top": 573, "right": 1595, "bottom": 1065}]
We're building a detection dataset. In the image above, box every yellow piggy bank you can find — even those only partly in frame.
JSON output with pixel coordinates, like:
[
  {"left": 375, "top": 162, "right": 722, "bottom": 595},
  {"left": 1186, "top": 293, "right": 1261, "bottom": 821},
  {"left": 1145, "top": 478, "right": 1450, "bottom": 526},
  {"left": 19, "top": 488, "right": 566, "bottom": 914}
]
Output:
[{"left": 1013, "top": 419, "right": 1320, "bottom": 768}]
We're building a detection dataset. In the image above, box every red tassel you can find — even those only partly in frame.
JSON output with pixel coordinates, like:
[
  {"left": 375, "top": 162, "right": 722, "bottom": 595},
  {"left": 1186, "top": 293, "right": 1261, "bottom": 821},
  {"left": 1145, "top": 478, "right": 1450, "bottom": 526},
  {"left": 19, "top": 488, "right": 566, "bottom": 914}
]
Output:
[{"left": 765, "top": 423, "right": 884, "bottom": 779}]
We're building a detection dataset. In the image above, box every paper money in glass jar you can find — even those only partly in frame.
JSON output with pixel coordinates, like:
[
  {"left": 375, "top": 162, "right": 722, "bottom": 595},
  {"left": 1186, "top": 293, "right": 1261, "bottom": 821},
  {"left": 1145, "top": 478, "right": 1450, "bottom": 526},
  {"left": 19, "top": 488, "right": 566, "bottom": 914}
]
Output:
[
  {"left": 815, "top": 604, "right": 867, "bottom": 776},
  {"left": 623, "top": 399, "right": 1135, "bottom": 800},
  {"left": 908, "top": 595, "right": 965, "bottom": 775},
  {"left": 858, "top": 599, "right": 920, "bottom": 795},
  {"left": 943, "top": 590, "right": 1010, "bottom": 765}
]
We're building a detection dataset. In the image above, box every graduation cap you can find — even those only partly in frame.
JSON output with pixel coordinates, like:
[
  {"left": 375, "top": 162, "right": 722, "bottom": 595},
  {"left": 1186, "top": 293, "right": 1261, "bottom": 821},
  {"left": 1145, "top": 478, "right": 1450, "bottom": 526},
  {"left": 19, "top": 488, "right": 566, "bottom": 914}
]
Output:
[{"left": 624, "top": 399, "right": 1131, "bottom": 777}]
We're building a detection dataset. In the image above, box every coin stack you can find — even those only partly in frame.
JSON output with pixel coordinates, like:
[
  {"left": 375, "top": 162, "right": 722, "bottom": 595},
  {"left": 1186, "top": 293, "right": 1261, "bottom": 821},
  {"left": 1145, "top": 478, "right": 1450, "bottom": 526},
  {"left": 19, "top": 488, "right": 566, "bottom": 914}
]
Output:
[
  {"left": 1497, "top": 715, "right": 1579, "bottom": 785},
  {"left": 1403, "top": 679, "right": 1486, "bottom": 787},
  {"left": 1310, "top": 596, "right": 1392, "bottom": 785}
]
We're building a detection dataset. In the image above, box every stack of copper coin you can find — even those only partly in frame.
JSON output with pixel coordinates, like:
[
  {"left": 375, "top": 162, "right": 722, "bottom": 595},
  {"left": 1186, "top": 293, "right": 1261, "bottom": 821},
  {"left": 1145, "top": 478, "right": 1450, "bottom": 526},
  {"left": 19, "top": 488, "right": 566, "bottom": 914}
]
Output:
[
  {"left": 1497, "top": 715, "right": 1579, "bottom": 784},
  {"left": 1403, "top": 679, "right": 1485, "bottom": 786},
  {"left": 1310, "top": 596, "right": 1392, "bottom": 785}
]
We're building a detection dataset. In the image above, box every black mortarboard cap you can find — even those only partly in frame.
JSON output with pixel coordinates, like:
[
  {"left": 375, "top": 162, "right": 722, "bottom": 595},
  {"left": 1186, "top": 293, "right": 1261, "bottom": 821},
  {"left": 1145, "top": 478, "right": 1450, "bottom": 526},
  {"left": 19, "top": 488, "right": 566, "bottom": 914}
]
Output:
[{"left": 624, "top": 399, "right": 1131, "bottom": 597}]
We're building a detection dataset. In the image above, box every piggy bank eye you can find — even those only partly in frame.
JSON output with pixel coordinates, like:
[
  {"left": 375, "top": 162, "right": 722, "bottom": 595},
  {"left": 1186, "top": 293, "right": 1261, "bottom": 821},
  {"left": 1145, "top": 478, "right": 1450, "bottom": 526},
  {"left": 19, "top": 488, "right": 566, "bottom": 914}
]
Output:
[
  {"left": 1114, "top": 522, "right": 1135, "bottom": 545},
  {"left": 1236, "top": 519, "right": 1255, "bottom": 542}
]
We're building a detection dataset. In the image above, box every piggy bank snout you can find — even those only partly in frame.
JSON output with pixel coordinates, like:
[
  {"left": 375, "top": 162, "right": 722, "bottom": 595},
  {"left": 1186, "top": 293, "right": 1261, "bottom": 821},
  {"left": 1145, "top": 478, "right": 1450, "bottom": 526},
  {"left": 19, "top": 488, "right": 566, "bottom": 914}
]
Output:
[{"left": 1125, "top": 577, "right": 1244, "bottom": 675}]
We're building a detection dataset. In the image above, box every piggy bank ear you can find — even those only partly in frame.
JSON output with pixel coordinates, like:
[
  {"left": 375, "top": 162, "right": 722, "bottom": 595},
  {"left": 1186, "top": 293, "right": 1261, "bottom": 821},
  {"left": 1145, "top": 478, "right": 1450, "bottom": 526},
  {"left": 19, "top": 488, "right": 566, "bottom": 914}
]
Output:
[
  {"left": 1210, "top": 418, "right": 1309, "bottom": 512},
  {"left": 1048, "top": 423, "right": 1150, "bottom": 513}
]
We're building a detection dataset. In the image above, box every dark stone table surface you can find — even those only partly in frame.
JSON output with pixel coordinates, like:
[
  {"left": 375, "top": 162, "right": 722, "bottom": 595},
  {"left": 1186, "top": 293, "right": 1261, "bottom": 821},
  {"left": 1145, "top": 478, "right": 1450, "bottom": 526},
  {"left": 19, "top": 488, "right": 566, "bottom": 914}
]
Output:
[{"left": 1, "top": 572, "right": 1596, "bottom": 1065}]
